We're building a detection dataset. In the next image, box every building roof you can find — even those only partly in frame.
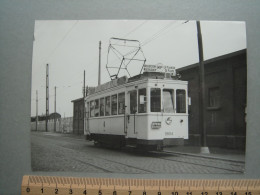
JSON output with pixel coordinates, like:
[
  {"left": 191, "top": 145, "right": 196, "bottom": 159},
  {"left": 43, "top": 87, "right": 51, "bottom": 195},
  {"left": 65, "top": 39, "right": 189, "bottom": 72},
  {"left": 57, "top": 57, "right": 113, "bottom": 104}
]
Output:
[
  {"left": 177, "top": 49, "right": 246, "bottom": 72},
  {"left": 71, "top": 97, "right": 84, "bottom": 103}
]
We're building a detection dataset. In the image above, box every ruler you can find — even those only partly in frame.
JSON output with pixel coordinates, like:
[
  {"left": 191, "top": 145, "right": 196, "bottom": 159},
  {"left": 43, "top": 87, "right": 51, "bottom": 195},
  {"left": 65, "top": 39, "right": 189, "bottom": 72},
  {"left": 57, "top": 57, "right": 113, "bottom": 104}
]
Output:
[{"left": 21, "top": 175, "right": 260, "bottom": 195}]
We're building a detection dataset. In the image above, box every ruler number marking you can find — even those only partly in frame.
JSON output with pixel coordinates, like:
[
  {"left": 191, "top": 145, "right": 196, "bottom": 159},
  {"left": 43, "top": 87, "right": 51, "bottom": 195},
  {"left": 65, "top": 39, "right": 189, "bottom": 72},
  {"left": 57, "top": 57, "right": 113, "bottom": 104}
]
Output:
[{"left": 21, "top": 176, "right": 260, "bottom": 195}]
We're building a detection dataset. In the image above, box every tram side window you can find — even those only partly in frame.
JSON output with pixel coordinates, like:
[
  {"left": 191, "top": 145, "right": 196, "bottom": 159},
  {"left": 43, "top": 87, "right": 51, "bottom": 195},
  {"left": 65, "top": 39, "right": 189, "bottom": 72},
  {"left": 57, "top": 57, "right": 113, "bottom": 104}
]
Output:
[
  {"left": 176, "top": 89, "right": 186, "bottom": 113},
  {"left": 163, "top": 89, "right": 174, "bottom": 113},
  {"left": 138, "top": 88, "right": 146, "bottom": 113},
  {"left": 111, "top": 94, "right": 117, "bottom": 115},
  {"left": 129, "top": 90, "right": 137, "bottom": 114},
  {"left": 95, "top": 99, "right": 99, "bottom": 117},
  {"left": 100, "top": 98, "right": 105, "bottom": 116},
  {"left": 90, "top": 101, "right": 95, "bottom": 117},
  {"left": 151, "top": 88, "right": 161, "bottom": 112},
  {"left": 118, "top": 92, "right": 125, "bottom": 115},
  {"left": 105, "top": 96, "right": 111, "bottom": 116}
]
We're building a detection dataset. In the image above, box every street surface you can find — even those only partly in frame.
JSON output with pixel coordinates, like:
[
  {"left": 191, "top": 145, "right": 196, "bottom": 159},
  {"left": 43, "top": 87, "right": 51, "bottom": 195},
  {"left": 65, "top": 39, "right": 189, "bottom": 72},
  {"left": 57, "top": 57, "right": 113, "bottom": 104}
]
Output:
[{"left": 31, "top": 132, "right": 245, "bottom": 174}]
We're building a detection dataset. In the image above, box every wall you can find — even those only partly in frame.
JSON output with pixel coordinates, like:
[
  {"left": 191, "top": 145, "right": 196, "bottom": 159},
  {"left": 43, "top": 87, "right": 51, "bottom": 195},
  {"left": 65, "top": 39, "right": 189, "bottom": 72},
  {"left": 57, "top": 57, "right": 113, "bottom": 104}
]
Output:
[
  {"left": 179, "top": 50, "right": 247, "bottom": 149},
  {"left": 31, "top": 117, "right": 73, "bottom": 134}
]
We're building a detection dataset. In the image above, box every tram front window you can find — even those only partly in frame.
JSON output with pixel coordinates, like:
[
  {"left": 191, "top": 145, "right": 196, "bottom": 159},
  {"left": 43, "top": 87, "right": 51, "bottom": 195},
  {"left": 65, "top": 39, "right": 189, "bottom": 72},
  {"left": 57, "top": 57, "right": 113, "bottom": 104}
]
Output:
[
  {"left": 163, "top": 89, "right": 174, "bottom": 113},
  {"left": 151, "top": 88, "right": 161, "bottom": 112},
  {"left": 138, "top": 88, "right": 146, "bottom": 113},
  {"left": 176, "top": 89, "right": 186, "bottom": 113}
]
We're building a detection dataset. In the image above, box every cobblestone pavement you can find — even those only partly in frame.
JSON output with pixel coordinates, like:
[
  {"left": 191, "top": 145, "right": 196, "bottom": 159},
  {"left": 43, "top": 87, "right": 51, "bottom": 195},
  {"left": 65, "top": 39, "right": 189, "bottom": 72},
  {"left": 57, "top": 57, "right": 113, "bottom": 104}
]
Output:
[{"left": 31, "top": 132, "right": 245, "bottom": 174}]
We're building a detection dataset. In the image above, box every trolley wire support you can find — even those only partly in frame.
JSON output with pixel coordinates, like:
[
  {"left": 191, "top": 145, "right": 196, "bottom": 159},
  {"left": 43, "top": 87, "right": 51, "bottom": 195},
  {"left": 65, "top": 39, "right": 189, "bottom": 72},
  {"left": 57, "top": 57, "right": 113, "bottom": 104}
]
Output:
[{"left": 106, "top": 37, "right": 146, "bottom": 80}]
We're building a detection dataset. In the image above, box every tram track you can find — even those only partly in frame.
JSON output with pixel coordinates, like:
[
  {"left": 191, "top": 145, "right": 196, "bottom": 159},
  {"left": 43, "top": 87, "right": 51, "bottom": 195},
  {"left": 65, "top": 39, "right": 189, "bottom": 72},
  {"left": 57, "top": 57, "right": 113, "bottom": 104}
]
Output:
[
  {"left": 32, "top": 132, "right": 245, "bottom": 173},
  {"left": 45, "top": 135, "right": 156, "bottom": 174},
  {"left": 160, "top": 150, "right": 245, "bottom": 163},
  {"left": 69, "top": 150, "right": 156, "bottom": 174},
  {"left": 149, "top": 150, "right": 244, "bottom": 173}
]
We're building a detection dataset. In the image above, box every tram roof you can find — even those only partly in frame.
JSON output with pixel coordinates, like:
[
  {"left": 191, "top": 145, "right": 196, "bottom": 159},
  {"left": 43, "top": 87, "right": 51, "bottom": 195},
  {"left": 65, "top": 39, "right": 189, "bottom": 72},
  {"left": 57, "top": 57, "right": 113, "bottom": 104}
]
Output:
[{"left": 87, "top": 72, "right": 182, "bottom": 96}]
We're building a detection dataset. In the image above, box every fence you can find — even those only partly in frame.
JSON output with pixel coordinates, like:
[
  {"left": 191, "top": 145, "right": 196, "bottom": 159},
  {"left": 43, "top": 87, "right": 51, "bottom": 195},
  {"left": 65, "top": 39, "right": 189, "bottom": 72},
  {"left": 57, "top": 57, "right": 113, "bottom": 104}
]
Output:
[{"left": 31, "top": 117, "right": 73, "bottom": 133}]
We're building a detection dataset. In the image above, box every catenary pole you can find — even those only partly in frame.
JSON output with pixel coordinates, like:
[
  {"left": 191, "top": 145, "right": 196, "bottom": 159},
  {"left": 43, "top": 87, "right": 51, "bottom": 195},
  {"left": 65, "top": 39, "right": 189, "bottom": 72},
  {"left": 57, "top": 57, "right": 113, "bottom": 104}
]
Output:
[
  {"left": 36, "top": 90, "right": 38, "bottom": 131},
  {"left": 83, "top": 70, "right": 86, "bottom": 136},
  {"left": 46, "top": 64, "right": 49, "bottom": 132},
  {"left": 98, "top": 41, "right": 101, "bottom": 86},
  {"left": 54, "top": 86, "right": 56, "bottom": 132}
]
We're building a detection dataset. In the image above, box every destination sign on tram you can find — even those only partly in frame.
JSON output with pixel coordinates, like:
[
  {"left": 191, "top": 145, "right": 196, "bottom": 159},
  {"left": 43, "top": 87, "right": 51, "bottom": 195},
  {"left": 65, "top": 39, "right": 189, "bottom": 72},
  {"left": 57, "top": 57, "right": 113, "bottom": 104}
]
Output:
[{"left": 143, "top": 64, "right": 176, "bottom": 73}]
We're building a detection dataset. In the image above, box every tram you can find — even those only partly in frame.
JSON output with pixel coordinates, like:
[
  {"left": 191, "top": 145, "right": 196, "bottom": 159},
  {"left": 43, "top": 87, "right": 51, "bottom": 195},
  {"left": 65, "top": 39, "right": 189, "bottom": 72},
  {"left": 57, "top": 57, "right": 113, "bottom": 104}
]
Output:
[
  {"left": 85, "top": 71, "right": 188, "bottom": 150},
  {"left": 84, "top": 38, "right": 189, "bottom": 151}
]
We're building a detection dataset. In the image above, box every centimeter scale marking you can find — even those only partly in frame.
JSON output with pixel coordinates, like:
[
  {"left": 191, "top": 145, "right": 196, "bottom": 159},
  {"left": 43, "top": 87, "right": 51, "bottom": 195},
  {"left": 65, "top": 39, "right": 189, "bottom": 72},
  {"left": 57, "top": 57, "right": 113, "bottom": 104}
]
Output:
[{"left": 21, "top": 175, "right": 260, "bottom": 195}]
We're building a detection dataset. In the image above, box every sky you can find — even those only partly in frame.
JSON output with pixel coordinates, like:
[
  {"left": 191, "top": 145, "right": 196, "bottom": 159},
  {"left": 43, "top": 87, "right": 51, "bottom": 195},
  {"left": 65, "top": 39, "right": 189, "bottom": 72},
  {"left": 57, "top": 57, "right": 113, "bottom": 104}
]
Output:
[{"left": 31, "top": 20, "right": 247, "bottom": 117}]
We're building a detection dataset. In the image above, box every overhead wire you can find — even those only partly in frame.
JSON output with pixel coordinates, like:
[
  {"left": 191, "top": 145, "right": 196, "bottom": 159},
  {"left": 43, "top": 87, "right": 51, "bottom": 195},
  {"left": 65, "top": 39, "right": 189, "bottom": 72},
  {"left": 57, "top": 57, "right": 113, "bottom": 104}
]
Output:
[
  {"left": 106, "top": 20, "right": 189, "bottom": 77},
  {"left": 82, "top": 20, "right": 148, "bottom": 73},
  {"left": 43, "top": 20, "right": 79, "bottom": 64}
]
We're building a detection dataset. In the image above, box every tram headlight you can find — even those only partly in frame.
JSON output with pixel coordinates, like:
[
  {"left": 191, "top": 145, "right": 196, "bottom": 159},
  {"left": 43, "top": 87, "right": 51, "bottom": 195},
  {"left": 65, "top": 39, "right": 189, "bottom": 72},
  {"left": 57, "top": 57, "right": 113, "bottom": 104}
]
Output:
[{"left": 151, "top": 122, "right": 161, "bottom": 129}]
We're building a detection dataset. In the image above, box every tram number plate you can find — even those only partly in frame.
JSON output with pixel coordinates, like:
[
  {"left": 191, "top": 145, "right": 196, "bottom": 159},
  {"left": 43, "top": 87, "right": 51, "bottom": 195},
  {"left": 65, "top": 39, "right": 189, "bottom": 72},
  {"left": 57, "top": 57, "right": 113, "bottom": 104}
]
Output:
[
  {"left": 165, "top": 132, "right": 174, "bottom": 136},
  {"left": 21, "top": 176, "right": 260, "bottom": 195}
]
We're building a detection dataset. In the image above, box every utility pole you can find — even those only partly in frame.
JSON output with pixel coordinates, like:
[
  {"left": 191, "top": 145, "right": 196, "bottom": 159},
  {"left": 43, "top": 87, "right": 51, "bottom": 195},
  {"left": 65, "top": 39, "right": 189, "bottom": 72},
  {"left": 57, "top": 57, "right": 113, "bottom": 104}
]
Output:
[
  {"left": 36, "top": 90, "right": 38, "bottom": 131},
  {"left": 54, "top": 86, "right": 56, "bottom": 132},
  {"left": 98, "top": 41, "right": 101, "bottom": 86},
  {"left": 83, "top": 70, "right": 86, "bottom": 136},
  {"left": 196, "top": 21, "right": 209, "bottom": 153},
  {"left": 46, "top": 64, "right": 49, "bottom": 132}
]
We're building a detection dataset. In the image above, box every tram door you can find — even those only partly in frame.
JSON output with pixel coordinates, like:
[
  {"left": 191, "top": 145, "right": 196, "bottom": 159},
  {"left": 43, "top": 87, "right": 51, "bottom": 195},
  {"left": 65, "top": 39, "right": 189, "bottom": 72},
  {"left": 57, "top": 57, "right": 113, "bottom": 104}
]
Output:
[{"left": 126, "top": 90, "right": 138, "bottom": 138}]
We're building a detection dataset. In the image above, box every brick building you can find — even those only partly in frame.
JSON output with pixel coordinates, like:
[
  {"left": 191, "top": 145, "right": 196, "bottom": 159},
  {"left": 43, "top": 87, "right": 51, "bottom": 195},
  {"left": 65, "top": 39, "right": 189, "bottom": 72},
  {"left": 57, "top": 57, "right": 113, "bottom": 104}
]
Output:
[{"left": 177, "top": 49, "right": 247, "bottom": 149}]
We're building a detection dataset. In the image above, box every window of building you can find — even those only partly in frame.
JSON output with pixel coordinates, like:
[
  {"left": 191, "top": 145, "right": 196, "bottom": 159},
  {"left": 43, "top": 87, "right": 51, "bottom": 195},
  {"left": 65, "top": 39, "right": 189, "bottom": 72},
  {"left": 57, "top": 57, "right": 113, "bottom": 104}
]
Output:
[
  {"left": 129, "top": 90, "right": 137, "bottom": 114},
  {"left": 176, "top": 89, "right": 186, "bottom": 113},
  {"left": 111, "top": 94, "right": 117, "bottom": 115},
  {"left": 94, "top": 99, "right": 99, "bottom": 117},
  {"left": 138, "top": 88, "right": 147, "bottom": 113},
  {"left": 118, "top": 92, "right": 125, "bottom": 115},
  {"left": 90, "top": 101, "right": 95, "bottom": 117},
  {"left": 105, "top": 96, "right": 111, "bottom": 116},
  {"left": 208, "top": 87, "right": 220, "bottom": 107},
  {"left": 151, "top": 88, "right": 161, "bottom": 112},
  {"left": 163, "top": 89, "right": 174, "bottom": 113},
  {"left": 100, "top": 98, "right": 105, "bottom": 116}
]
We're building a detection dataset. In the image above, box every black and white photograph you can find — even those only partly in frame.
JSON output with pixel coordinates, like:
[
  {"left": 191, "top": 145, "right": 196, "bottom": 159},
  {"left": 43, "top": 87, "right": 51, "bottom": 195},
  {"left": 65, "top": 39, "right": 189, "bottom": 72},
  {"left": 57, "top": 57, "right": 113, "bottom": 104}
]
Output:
[{"left": 30, "top": 20, "right": 247, "bottom": 174}]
